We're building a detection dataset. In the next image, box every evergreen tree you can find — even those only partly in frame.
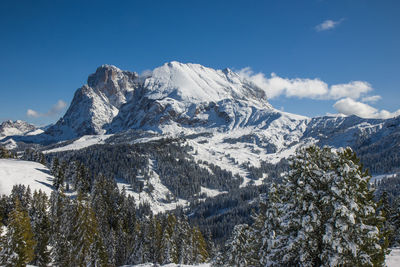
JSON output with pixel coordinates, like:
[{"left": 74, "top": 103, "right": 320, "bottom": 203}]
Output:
[
  {"left": 377, "top": 191, "right": 393, "bottom": 248},
  {"left": 0, "top": 147, "right": 11, "bottom": 158},
  {"left": 258, "top": 145, "right": 388, "bottom": 266},
  {"left": 49, "top": 190, "right": 72, "bottom": 266},
  {"left": 176, "top": 217, "right": 192, "bottom": 264},
  {"left": 51, "top": 158, "right": 59, "bottom": 177},
  {"left": 70, "top": 194, "right": 107, "bottom": 266},
  {"left": 161, "top": 214, "right": 178, "bottom": 264},
  {"left": 0, "top": 198, "right": 36, "bottom": 267},
  {"left": 29, "top": 190, "right": 51, "bottom": 266},
  {"left": 217, "top": 224, "right": 252, "bottom": 267},
  {"left": 53, "top": 160, "right": 66, "bottom": 190},
  {"left": 191, "top": 226, "right": 209, "bottom": 263},
  {"left": 75, "top": 162, "right": 91, "bottom": 195}
]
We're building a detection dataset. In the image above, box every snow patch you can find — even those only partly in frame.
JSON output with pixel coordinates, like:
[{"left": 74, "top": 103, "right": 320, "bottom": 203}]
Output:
[
  {"left": 200, "top": 186, "right": 227, "bottom": 198},
  {"left": 387, "top": 248, "right": 400, "bottom": 267},
  {"left": 43, "top": 134, "right": 113, "bottom": 153}
]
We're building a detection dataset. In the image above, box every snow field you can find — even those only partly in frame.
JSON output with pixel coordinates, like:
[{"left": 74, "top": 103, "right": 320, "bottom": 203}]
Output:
[
  {"left": 0, "top": 159, "right": 54, "bottom": 195},
  {"left": 122, "top": 264, "right": 210, "bottom": 267}
]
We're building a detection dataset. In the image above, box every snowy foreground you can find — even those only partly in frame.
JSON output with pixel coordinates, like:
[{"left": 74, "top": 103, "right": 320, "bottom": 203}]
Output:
[
  {"left": 122, "top": 264, "right": 210, "bottom": 267},
  {"left": 0, "top": 159, "right": 54, "bottom": 195},
  {"left": 123, "top": 249, "right": 400, "bottom": 267},
  {"left": 26, "top": 248, "right": 400, "bottom": 267}
]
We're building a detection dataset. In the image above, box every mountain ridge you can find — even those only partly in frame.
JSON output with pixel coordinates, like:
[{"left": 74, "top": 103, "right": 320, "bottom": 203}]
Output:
[{"left": 1, "top": 62, "right": 399, "bottom": 177}]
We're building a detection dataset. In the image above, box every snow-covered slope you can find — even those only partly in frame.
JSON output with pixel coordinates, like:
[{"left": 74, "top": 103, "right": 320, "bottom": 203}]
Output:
[
  {"left": 145, "top": 61, "right": 269, "bottom": 107},
  {"left": 0, "top": 159, "right": 54, "bottom": 195}
]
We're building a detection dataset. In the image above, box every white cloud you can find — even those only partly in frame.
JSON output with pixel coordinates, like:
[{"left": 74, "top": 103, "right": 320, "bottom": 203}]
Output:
[
  {"left": 333, "top": 98, "right": 400, "bottom": 119},
  {"left": 238, "top": 68, "right": 372, "bottom": 100},
  {"left": 27, "top": 100, "right": 67, "bottom": 118},
  {"left": 26, "top": 109, "right": 40, "bottom": 118},
  {"left": 49, "top": 100, "right": 67, "bottom": 115},
  {"left": 239, "top": 67, "right": 399, "bottom": 119},
  {"left": 361, "top": 95, "right": 381, "bottom": 103},
  {"left": 315, "top": 19, "right": 343, "bottom": 32},
  {"left": 329, "top": 81, "right": 372, "bottom": 99}
]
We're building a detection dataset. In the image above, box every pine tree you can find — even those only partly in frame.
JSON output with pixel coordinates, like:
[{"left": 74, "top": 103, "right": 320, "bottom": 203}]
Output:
[
  {"left": 49, "top": 190, "right": 72, "bottom": 266},
  {"left": 0, "top": 147, "right": 11, "bottom": 158},
  {"left": 218, "top": 224, "right": 252, "bottom": 267},
  {"left": 53, "top": 160, "right": 66, "bottom": 190},
  {"left": 176, "top": 216, "right": 192, "bottom": 264},
  {"left": 0, "top": 198, "right": 36, "bottom": 267},
  {"left": 51, "top": 158, "right": 59, "bottom": 176},
  {"left": 161, "top": 214, "right": 178, "bottom": 264},
  {"left": 191, "top": 226, "right": 209, "bottom": 264},
  {"left": 70, "top": 194, "right": 107, "bottom": 266},
  {"left": 258, "top": 145, "right": 388, "bottom": 266},
  {"left": 39, "top": 153, "right": 46, "bottom": 165},
  {"left": 75, "top": 162, "right": 91, "bottom": 195},
  {"left": 377, "top": 191, "right": 393, "bottom": 249},
  {"left": 30, "top": 190, "right": 51, "bottom": 266}
]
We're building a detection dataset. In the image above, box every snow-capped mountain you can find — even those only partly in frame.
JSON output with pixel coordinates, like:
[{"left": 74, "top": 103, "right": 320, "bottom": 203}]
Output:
[
  {"left": 46, "top": 62, "right": 277, "bottom": 139},
  {"left": 4, "top": 62, "right": 399, "bottom": 177},
  {"left": 0, "top": 120, "right": 38, "bottom": 137}
]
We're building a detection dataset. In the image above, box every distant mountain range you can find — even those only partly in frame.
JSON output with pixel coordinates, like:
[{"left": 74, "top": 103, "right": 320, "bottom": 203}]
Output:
[{"left": 1, "top": 62, "right": 399, "bottom": 177}]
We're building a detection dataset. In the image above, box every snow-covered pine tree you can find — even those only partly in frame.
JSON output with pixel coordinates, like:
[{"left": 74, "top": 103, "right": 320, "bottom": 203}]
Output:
[
  {"left": 49, "top": 190, "right": 72, "bottom": 266},
  {"left": 191, "top": 226, "right": 209, "bottom": 264},
  {"left": 377, "top": 191, "right": 392, "bottom": 248},
  {"left": 74, "top": 161, "right": 91, "bottom": 194},
  {"left": 217, "top": 224, "right": 253, "bottom": 267},
  {"left": 176, "top": 216, "right": 192, "bottom": 264},
  {"left": 0, "top": 198, "right": 36, "bottom": 267},
  {"left": 260, "top": 145, "right": 387, "bottom": 266},
  {"left": 51, "top": 157, "right": 59, "bottom": 177},
  {"left": 153, "top": 217, "right": 163, "bottom": 264},
  {"left": 53, "top": 160, "right": 66, "bottom": 190},
  {"left": 161, "top": 213, "right": 178, "bottom": 264},
  {"left": 29, "top": 190, "right": 51, "bottom": 266},
  {"left": 70, "top": 193, "right": 107, "bottom": 266}
]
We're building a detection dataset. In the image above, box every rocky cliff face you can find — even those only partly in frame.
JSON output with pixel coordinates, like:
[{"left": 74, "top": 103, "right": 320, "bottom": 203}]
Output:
[{"left": 46, "top": 65, "right": 140, "bottom": 138}]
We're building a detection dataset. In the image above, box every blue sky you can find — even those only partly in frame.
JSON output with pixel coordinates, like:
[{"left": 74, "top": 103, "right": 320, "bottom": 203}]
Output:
[{"left": 0, "top": 0, "right": 399, "bottom": 125}]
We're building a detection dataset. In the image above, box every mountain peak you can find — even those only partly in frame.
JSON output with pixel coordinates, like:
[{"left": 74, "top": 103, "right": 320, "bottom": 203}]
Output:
[
  {"left": 145, "top": 61, "right": 269, "bottom": 106},
  {"left": 0, "top": 120, "right": 37, "bottom": 137},
  {"left": 87, "top": 64, "right": 138, "bottom": 97},
  {"left": 46, "top": 62, "right": 273, "bottom": 139}
]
